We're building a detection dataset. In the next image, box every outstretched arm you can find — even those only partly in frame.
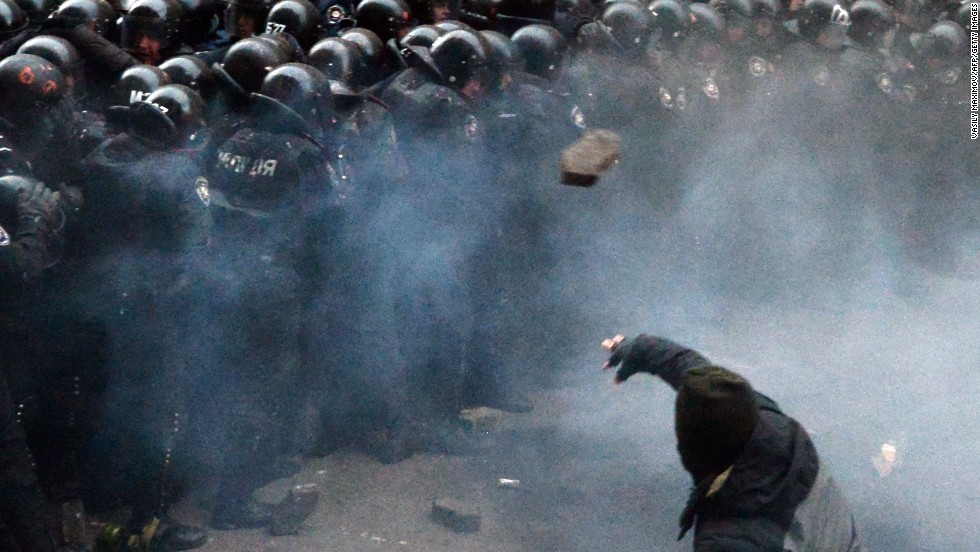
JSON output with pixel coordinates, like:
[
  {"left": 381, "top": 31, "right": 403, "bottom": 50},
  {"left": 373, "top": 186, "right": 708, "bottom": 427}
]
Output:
[{"left": 602, "top": 334, "right": 712, "bottom": 391}]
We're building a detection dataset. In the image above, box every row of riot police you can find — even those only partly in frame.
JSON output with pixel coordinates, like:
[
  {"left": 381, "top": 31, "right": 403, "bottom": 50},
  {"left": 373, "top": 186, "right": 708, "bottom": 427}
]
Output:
[{"left": 0, "top": 0, "right": 976, "bottom": 550}]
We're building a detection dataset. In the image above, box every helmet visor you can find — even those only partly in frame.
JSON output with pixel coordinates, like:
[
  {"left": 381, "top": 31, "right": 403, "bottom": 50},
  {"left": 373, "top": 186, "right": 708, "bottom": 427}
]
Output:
[{"left": 121, "top": 15, "right": 173, "bottom": 63}]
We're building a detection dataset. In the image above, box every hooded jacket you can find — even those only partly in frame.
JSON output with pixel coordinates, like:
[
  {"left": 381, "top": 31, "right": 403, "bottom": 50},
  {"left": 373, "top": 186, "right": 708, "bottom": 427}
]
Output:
[{"left": 628, "top": 336, "right": 865, "bottom": 552}]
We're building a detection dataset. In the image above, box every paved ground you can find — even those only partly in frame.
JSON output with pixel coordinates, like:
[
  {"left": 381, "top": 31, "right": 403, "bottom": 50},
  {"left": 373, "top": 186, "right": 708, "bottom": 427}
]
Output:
[
  {"left": 150, "top": 318, "right": 979, "bottom": 552},
  {"left": 166, "top": 377, "right": 693, "bottom": 552}
]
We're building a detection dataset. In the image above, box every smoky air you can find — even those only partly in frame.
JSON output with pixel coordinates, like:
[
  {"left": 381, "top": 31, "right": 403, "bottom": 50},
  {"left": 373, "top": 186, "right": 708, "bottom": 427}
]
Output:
[{"left": 2, "top": 13, "right": 978, "bottom": 552}]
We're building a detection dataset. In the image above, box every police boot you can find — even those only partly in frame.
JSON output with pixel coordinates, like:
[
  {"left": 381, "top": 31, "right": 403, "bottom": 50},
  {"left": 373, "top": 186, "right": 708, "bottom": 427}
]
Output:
[{"left": 126, "top": 517, "right": 208, "bottom": 552}]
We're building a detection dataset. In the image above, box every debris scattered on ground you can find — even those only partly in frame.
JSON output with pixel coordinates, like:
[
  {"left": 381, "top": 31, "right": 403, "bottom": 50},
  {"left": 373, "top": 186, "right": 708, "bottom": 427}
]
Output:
[
  {"left": 431, "top": 498, "right": 481, "bottom": 533},
  {"left": 269, "top": 483, "right": 319, "bottom": 536},
  {"left": 559, "top": 129, "right": 622, "bottom": 187},
  {"left": 358, "top": 533, "right": 408, "bottom": 545},
  {"left": 497, "top": 478, "right": 520, "bottom": 489},
  {"left": 458, "top": 407, "right": 507, "bottom": 433},
  {"left": 872, "top": 442, "right": 899, "bottom": 477}
]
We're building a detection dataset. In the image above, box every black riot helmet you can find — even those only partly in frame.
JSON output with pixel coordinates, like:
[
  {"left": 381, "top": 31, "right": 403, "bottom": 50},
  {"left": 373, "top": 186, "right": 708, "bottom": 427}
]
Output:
[
  {"left": 601, "top": 0, "right": 654, "bottom": 50},
  {"left": 480, "top": 29, "right": 519, "bottom": 89},
  {"left": 174, "top": 0, "right": 216, "bottom": 45},
  {"left": 308, "top": 36, "right": 364, "bottom": 87},
  {"left": 400, "top": 22, "right": 443, "bottom": 47},
  {"left": 338, "top": 25, "right": 387, "bottom": 83},
  {"left": 339, "top": 25, "right": 383, "bottom": 60},
  {"left": 511, "top": 23, "right": 565, "bottom": 79},
  {"left": 0, "top": 53, "right": 65, "bottom": 105},
  {"left": 647, "top": 0, "right": 688, "bottom": 43},
  {"left": 160, "top": 54, "right": 216, "bottom": 95},
  {"left": 480, "top": 29, "right": 519, "bottom": 69},
  {"left": 603, "top": 0, "right": 639, "bottom": 8},
  {"left": 432, "top": 17, "right": 470, "bottom": 32},
  {"left": 17, "top": 35, "right": 84, "bottom": 97},
  {"left": 912, "top": 19, "right": 967, "bottom": 62},
  {"left": 354, "top": 0, "right": 412, "bottom": 42},
  {"left": 251, "top": 62, "right": 333, "bottom": 132},
  {"left": 126, "top": 83, "right": 206, "bottom": 145},
  {"left": 258, "top": 30, "right": 303, "bottom": 61},
  {"left": 54, "top": 0, "right": 117, "bottom": 36},
  {"left": 224, "top": 0, "right": 272, "bottom": 38},
  {"left": 687, "top": 2, "right": 725, "bottom": 41},
  {"left": 265, "top": 0, "right": 320, "bottom": 49},
  {"left": 120, "top": 0, "right": 184, "bottom": 64},
  {"left": 797, "top": 0, "right": 850, "bottom": 43},
  {"left": 112, "top": 0, "right": 137, "bottom": 12},
  {"left": 0, "top": 0, "right": 28, "bottom": 38},
  {"left": 113, "top": 63, "right": 169, "bottom": 105},
  {"left": 14, "top": 0, "right": 59, "bottom": 26},
  {"left": 430, "top": 28, "right": 489, "bottom": 93},
  {"left": 847, "top": 0, "right": 893, "bottom": 46},
  {"left": 212, "top": 35, "right": 288, "bottom": 96},
  {"left": 0, "top": 54, "right": 65, "bottom": 128}
]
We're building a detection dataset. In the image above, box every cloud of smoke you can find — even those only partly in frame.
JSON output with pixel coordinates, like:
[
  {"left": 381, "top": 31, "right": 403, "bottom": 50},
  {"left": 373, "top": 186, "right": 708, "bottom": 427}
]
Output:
[{"left": 533, "top": 43, "right": 980, "bottom": 552}]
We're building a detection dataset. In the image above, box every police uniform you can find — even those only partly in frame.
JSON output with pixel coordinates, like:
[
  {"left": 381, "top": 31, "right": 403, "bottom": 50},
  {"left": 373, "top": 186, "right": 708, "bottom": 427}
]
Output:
[
  {"left": 0, "top": 176, "right": 69, "bottom": 552},
  {"left": 379, "top": 67, "right": 487, "bottom": 158},
  {"left": 75, "top": 130, "right": 211, "bottom": 532},
  {"left": 203, "top": 117, "right": 331, "bottom": 526}
]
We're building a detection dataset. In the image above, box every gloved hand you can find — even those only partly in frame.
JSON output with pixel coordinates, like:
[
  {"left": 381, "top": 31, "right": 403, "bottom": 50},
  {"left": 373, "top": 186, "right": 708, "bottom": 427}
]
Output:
[
  {"left": 16, "top": 181, "right": 62, "bottom": 240},
  {"left": 42, "top": 22, "right": 139, "bottom": 75},
  {"left": 601, "top": 333, "right": 660, "bottom": 384}
]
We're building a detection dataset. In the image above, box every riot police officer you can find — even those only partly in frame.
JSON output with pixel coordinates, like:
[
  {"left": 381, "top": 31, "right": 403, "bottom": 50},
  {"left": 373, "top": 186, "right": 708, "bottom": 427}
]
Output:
[
  {"left": 78, "top": 84, "right": 212, "bottom": 551},
  {"left": 0, "top": 176, "right": 66, "bottom": 552},
  {"left": 119, "top": 0, "right": 189, "bottom": 65},
  {"left": 203, "top": 63, "right": 332, "bottom": 529},
  {"left": 0, "top": 97, "right": 80, "bottom": 547},
  {"left": 265, "top": 0, "right": 322, "bottom": 49},
  {"left": 0, "top": 54, "right": 92, "bottom": 185}
]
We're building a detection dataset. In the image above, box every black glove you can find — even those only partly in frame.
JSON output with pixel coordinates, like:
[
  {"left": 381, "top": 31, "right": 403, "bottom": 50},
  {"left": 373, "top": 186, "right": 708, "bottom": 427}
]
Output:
[
  {"left": 602, "top": 333, "right": 660, "bottom": 384},
  {"left": 16, "top": 181, "right": 61, "bottom": 241},
  {"left": 43, "top": 25, "right": 138, "bottom": 76}
]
